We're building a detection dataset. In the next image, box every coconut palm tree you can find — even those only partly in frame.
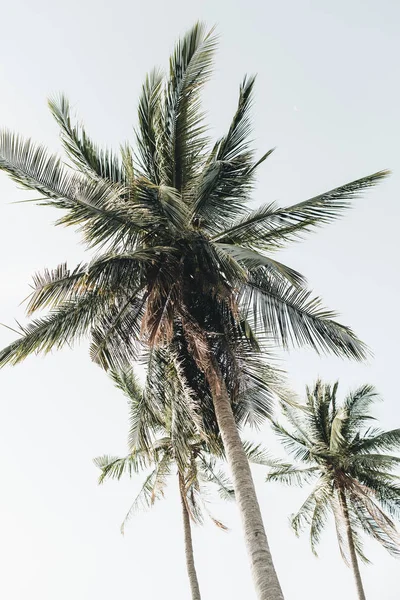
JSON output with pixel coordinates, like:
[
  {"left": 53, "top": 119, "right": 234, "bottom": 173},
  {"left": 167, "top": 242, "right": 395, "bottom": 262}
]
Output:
[
  {"left": 95, "top": 360, "right": 270, "bottom": 600},
  {"left": 0, "top": 22, "right": 388, "bottom": 600},
  {"left": 265, "top": 381, "right": 400, "bottom": 600}
]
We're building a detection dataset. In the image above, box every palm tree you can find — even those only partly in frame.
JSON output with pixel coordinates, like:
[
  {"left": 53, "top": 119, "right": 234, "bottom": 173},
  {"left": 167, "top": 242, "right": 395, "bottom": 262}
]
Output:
[
  {"left": 95, "top": 361, "right": 270, "bottom": 600},
  {"left": 265, "top": 381, "right": 400, "bottom": 600},
  {"left": 0, "top": 22, "right": 388, "bottom": 599}
]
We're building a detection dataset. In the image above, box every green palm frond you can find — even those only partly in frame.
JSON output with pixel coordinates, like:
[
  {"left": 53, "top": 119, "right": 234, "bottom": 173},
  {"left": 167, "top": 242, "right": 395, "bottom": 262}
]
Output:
[
  {"left": 94, "top": 452, "right": 149, "bottom": 483},
  {"left": 198, "top": 456, "right": 234, "bottom": 501},
  {"left": 241, "top": 441, "right": 273, "bottom": 466},
  {"left": 215, "top": 243, "right": 306, "bottom": 287},
  {"left": 291, "top": 475, "right": 332, "bottom": 538},
  {"left": 160, "top": 21, "right": 217, "bottom": 192},
  {"left": 0, "top": 131, "right": 140, "bottom": 249},
  {"left": 25, "top": 247, "right": 167, "bottom": 316},
  {"left": 240, "top": 277, "right": 367, "bottom": 360},
  {"left": 348, "top": 481, "right": 400, "bottom": 558},
  {"left": 352, "top": 471, "right": 400, "bottom": 520},
  {"left": 213, "top": 171, "right": 389, "bottom": 248},
  {"left": 135, "top": 69, "right": 163, "bottom": 182},
  {"left": 353, "top": 428, "right": 400, "bottom": 454},
  {"left": 0, "top": 291, "right": 106, "bottom": 367},
  {"left": 48, "top": 95, "right": 125, "bottom": 182},
  {"left": 120, "top": 452, "right": 173, "bottom": 534},
  {"left": 89, "top": 292, "right": 146, "bottom": 370},
  {"left": 192, "top": 75, "right": 261, "bottom": 230},
  {"left": 266, "top": 464, "right": 319, "bottom": 486},
  {"left": 26, "top": 263, "right": 89, "bottom": 315},
  {"left": 271, "top": 421, "right": 313, "bottom": 463},
  {"left": 352, "top": 454, "right": 400, "bottom": 472}
]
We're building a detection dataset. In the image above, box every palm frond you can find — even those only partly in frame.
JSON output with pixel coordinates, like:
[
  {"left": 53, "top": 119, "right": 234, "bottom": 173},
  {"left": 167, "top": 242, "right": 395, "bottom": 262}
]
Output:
[
  {"left": 135, "top": 69, "right": 163, "bottom": 182},
  {"left": 94, "top": 452, "right": 148, "bottom": 483},
  {"left": 214, "top": 171, "right": 389, "bottom": 248},
  {"left": 215, "top": 243, "right": 306, "bottom": 287},
  {"left": 353, "top": 428, "right": 400, "bottom": 454},
  {"left": 271, "top": 421, "right": 313, "bottom": 463},
  {"left": 89, "top": 292, "right": 146, "bottom": 370},
  {"left": 212, "top": 171, "right": 389, "bottom": 248},
  {"left": 240, "top": 277, "right": 368, "bottom": 360},
  {"left": 198, "top": 456, "right": 234, "bottom": 501},
  {"left": 192, "top": 76, "right": 261, "bottom": 229},
  {"left": 0, "top": 131, "right": 139, "bottom": 249},
  {"left": 291, "top": 476, "right": 332, "bottom": 537},
  {"left": 266, "top": 463, "right": 319, "bottom": 486},
  {"left": 348, "top": 481, "right": 400, "bottom": 557},
  {"left": 160, "top": 22, "right": 217, "bottom": 191},
  {"left": 0, "top": 291, "right": 106, "bottom": 367},
  {"left": 241, "top": 440, "right": 274, "bottom": 466},
  {"left": 48, "top": 95, "right": 125, "bottom": 182},
  {"left": 120, "top": 453, "right": 172, "bottom": 534}
]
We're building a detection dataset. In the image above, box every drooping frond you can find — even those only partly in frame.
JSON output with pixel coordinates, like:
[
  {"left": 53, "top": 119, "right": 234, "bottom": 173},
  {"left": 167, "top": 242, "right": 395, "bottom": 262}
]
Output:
[
  {"left": 352, "top": 470, "right": 400, "bottom": 520},
  {"left": 198, "top": 456, "right": 234, "bottom": 501},
  {"left": 291, "top": 475, "right": 332, "bottom": 540},
  {"left": 240, "top": 277, "right": 368, "bottom": 360},
  {"left": 347, "top": 480, "right": 400, "bottom": 558},
  {"left": 89, "top": 292, "right": 146, "bottom": 371},
  {"left": 120, "top": 452, "right": 172, "bottom": 534},
  {"left": 26, "top": 263, "right": 89, "bottom": 315},
  {"left": 0, "top": 292, "right": 106, "bottom": 367},
  {"left": 215, "top": 243, "right": 306, "bottom": 287}
]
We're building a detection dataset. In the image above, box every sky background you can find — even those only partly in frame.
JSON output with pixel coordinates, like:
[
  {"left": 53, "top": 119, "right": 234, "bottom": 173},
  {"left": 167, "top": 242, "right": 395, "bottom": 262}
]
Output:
[{"left": 0, "top": 1, "right": 399, "bottom": 598}]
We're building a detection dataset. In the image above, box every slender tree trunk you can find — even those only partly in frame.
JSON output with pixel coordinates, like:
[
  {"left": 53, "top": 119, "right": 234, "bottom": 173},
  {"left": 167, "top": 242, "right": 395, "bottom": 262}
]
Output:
[
  {"left": 338, "top": 487, "right": 367, "bottom": 600},
  {"left": 205, "top": 359, "right": 284, "bottom": 600},
  {"left": 179, "top": 475, "right": 202, "bottom": 600}
]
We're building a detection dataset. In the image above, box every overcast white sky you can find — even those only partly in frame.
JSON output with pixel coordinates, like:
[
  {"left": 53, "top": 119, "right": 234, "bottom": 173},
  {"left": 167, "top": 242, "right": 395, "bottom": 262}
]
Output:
[{"left": 0, "top": 1, "right": 399, "bottom": 599}]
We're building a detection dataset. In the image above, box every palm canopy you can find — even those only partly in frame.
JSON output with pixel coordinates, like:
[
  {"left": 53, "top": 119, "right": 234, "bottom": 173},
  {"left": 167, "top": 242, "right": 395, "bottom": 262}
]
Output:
[
  {"left": 0, "top": 22, "right": 387, "bottom": 380},
  {"left": 94, "top": 364, "right": 238, "bottom": 533},
  {"left": 95, "top": 357, "right": 271, "bottom": 531},
  {"left": 266, "top": 381, "right": 400, "bottom": 563}
]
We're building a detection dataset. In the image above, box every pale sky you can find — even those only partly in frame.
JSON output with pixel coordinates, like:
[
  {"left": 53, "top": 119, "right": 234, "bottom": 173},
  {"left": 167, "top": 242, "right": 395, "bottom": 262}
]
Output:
[{"left": 0, "top": 1, "right": 399, "bottom": 599}]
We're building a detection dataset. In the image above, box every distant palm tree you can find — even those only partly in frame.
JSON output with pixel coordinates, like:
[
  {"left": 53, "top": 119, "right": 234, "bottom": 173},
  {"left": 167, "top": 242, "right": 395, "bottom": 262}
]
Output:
[
  {"left": 266, "top": 381, "right": 400, "bottom": 600},
  {"left": 0, "top": 22, "right": 388, "bottom": 600},
  {"left": 95, "top": 360, "right": 269, "bottom": 600}
]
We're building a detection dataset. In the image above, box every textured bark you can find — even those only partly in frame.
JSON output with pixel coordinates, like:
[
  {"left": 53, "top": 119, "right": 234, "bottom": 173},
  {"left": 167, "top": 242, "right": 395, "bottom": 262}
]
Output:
[
  {"left": 338, "top": 487, "right": 367, "bottom": 600},
  {"left": 205, "top": 360, "right": 284, "bottom": 600},
  {"left": 179, "top": 476, "right": 202, "bottom": 600}
]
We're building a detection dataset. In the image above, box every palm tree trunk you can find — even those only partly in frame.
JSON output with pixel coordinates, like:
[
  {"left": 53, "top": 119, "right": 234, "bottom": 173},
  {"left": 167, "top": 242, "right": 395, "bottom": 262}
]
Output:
[
  {"left": 179, "top": 475, "right": 202, "bottom": 600},
  {"left": 338, "top": 487, "right": 367, "bottom": 600},
  {"left": 205, "top": 359, "right": 284, "bottom": 600}
]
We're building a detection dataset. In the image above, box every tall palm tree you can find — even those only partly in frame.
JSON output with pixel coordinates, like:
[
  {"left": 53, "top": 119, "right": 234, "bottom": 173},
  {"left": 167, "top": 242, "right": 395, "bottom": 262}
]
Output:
[
  {"left": 265, "top": 381, "right": 400, "bottom": 600},
  {"left": 95, "top": 361, "right": 270, "bottom": 600},
  {"left": 0, "top": 22, "right": 388, "bottom": 599}
]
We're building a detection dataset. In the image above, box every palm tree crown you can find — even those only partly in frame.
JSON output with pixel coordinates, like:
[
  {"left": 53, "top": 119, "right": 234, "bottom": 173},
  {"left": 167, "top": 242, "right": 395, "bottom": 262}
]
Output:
[
  {"left": 0, "top": 22, "right": 387, "bottom": 378},
  {"left": 95, "top": 364, "right": 237, "bottom": 532},
  {"left": 267, "top": 381, "right": 400, "bottom": 562}
]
